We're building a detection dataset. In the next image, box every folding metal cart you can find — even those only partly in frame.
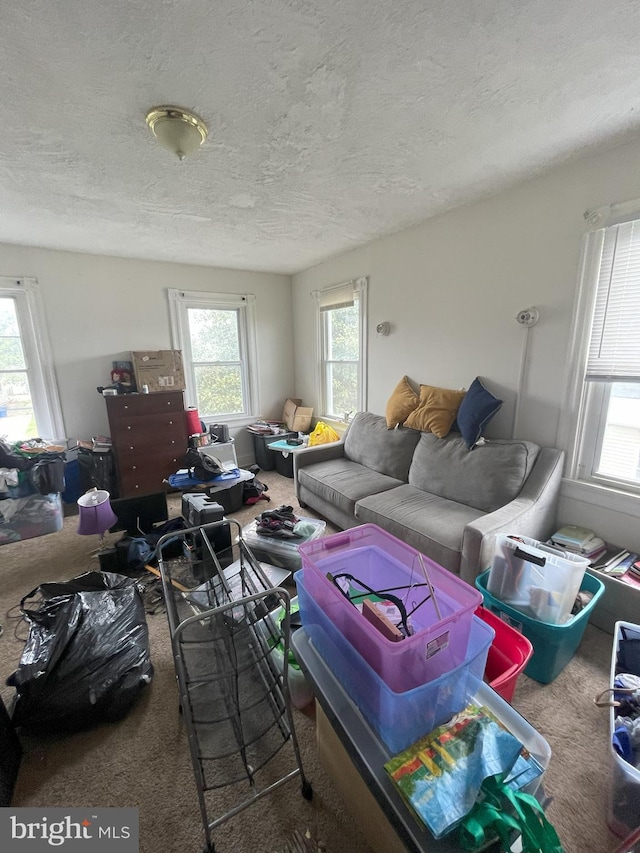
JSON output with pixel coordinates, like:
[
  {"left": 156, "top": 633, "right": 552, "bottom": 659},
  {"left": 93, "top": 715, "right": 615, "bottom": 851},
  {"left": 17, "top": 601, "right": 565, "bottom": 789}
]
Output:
[{"left": 156, "top": 518, "right": 312, "bottom": 853}]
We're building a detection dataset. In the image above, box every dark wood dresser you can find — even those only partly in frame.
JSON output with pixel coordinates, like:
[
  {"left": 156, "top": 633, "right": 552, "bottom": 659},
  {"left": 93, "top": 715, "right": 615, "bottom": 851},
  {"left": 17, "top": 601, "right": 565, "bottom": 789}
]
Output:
[{"left": 105, "top": 391, "right": 188, "bottom": 497}]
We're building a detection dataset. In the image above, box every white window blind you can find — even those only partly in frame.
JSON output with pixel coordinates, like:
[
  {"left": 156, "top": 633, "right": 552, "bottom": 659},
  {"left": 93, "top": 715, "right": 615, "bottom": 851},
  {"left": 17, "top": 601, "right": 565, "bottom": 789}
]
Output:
[
  {"left": 317, "top": 281, "right": 357, "bottom": 311},
  {"left": 586, "top": 220, "right": 640, "bottom": 381}
]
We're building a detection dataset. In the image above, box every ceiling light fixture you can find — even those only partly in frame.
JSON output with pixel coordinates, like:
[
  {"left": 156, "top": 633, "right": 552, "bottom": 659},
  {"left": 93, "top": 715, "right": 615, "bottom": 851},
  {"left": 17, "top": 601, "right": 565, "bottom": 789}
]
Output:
[{"left": 145, "top": 105, "right": 208, "bottom": 161}]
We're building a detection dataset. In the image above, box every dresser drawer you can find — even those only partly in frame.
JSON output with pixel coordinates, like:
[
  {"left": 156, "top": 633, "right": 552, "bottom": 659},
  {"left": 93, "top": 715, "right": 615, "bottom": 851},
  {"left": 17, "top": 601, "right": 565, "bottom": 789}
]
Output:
[
  {"left": 118, "top": 463, "right": 175, "bottom": 497},
  {"left": 110, "top": 417, "right": 186, "bottom": 446},
  {"left": 106, "top": 391, "right": 185, "bottom": 423},
  {"left": 116, "top": 441, "right": 184, "bottom": 468}
]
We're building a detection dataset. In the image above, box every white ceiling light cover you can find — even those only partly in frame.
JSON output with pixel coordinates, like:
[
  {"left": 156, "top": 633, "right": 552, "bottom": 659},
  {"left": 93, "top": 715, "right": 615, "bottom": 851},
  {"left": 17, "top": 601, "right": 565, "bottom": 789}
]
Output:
[{"left": 146, "top": 106, "right": 208, "bottom": 160}]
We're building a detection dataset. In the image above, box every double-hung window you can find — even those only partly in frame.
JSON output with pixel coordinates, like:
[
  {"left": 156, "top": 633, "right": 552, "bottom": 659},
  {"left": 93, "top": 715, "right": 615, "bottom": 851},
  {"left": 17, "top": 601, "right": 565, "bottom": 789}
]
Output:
[
  {"left": 0, "top": 277, "right": 63, "bottom": 441},
  {"left": 565, "top": 213, "right": 640, "bottom": 497},
  {"left": 168, "top": 289, "right": 258, "bottom": 423},
  {"left": 314, "top": 277, "right": 367, "bottom": 419}
]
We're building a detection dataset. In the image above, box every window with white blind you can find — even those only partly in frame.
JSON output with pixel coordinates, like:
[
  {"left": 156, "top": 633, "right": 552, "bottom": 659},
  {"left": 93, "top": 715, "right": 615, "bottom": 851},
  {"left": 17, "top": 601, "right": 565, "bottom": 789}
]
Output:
[
  {"left": 314, "top": 277, "right": 368, "bottom": 419},
  {"left": 567, "top": 216, "right": 640, "bottom": 495}
]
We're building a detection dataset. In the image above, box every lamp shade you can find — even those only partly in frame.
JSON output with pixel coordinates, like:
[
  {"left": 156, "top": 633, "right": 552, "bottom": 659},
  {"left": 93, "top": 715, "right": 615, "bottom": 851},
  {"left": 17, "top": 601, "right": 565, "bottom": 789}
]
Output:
[{"left": 77, "top": 490, "right": 118, "bottom": 537}]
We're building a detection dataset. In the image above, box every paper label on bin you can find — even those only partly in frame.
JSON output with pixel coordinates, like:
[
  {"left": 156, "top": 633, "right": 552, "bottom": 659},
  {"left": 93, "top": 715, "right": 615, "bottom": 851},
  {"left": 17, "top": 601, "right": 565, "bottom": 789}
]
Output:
[{"left": 425, "top": 631, "right": 449, "bottom": 659}]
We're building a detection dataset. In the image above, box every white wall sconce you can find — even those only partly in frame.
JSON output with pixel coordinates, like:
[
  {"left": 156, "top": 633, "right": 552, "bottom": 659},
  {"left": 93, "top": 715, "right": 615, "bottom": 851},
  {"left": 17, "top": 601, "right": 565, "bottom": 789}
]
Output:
[{"left": 513, "top": 306, "right": 540, "bottom": 438}]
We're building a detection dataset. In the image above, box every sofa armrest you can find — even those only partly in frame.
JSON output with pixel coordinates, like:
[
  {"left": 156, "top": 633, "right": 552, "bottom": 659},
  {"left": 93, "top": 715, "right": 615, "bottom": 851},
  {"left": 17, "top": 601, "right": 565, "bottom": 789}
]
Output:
[
  {"left": 460, "top": 447, "right": 565, "bottom": 585},
  {"left": 293, "top": 441, "right": 346, "bottom": 498}
]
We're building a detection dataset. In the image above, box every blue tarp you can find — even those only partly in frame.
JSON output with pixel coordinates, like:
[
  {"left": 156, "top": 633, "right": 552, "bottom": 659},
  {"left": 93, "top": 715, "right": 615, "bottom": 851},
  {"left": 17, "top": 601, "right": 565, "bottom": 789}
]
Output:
[{"left": 166, "top": 468, "right": 241, "bottom": 489}]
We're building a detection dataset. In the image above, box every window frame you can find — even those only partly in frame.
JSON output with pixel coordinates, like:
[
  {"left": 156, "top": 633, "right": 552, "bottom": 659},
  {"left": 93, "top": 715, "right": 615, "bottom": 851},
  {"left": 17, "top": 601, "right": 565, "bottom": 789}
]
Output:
[
  {"left": 0, "top": 276, "right": 64, "bottom": 440},
  {"left": 168, "top": 288, "right": 259, "bottom": 425},
  {"left": 560, "top": 203, "right": 640, "bottom": 503},
  {"left": 314, "top": 277, "right": 368, "bottom": 419}
]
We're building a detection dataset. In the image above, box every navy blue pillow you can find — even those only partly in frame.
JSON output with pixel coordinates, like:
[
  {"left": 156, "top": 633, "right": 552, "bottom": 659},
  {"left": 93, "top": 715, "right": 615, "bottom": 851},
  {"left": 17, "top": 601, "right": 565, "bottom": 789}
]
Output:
[{"left": 456, "top": 378, "right": 503, "bottom": 449}]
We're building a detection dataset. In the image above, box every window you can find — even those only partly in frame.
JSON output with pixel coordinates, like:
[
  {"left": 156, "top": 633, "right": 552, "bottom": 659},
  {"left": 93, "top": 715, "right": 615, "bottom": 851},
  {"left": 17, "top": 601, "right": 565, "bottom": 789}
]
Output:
[
  {"left": 0, "top": 277, "right": 63, "bottom": 442},
  {"left": 565, "top": 215, "right": 640, "bottom": 496},
  {"left": 168, "top": 289, "right": 258, "bottom": 422},
  {"left": 315, "top": 277, "right": 367, "bottom": 419}
]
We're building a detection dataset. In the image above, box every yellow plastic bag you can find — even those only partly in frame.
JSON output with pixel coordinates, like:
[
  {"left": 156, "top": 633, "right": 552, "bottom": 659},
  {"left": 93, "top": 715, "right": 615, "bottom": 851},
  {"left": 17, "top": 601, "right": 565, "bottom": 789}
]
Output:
[{"left": 308, "top": 421, "right": 340, "bottom": 446}]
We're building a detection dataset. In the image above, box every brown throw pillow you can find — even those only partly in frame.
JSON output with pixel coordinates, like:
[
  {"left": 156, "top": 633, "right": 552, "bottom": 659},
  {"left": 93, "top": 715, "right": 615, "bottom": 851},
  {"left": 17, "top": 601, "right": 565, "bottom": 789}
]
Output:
[
  {"left": 385, "top": 376, "right": 419, "bottom": 429},
  {"left": 404, "top": 384, "right": 466, "bottom": 438}
]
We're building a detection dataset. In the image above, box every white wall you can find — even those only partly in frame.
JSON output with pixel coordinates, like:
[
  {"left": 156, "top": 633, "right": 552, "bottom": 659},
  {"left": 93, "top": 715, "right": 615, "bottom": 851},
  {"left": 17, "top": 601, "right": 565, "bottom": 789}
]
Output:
[
  {"left": 0, "top": 243, "right": 294, "bottom": 465},
  {"left": 292, "top": 135, "right": 640, "bottom": 551}
]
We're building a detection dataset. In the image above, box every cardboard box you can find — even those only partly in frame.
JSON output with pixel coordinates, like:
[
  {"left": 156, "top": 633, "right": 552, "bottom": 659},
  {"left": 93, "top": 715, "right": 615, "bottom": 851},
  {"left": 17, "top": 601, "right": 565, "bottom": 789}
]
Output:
[
  {"left": 282, "top": 398, "right": 313, "bottom": 432},
  {"left": 132, "top": 350, "right": 185, "bottom": 393}
]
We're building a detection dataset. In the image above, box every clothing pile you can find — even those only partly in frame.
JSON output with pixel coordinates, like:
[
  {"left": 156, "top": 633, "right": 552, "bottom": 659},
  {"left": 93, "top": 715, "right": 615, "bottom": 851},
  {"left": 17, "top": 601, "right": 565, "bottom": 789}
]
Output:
[{"left": 254, "top": 506, "right": 317, "bottom": 540}]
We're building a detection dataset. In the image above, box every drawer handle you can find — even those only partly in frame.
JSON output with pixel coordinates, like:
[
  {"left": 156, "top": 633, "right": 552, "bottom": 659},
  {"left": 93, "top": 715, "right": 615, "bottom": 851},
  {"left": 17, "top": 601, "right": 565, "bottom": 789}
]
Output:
[
  {"left": 130, "top": 446, "right": 134, "bottom": 450},
  {"left": 132, "top": 465, "right": 137, "bottom": 470},
  {"left": 169, "top": 420, "right": 173, "bottom": 425},
  {"left": 127, "top": 425, "right": 131, "bottom": 430},
  {"left": 171, "top": 440, "right": 175, "bottom": 444},
  {"left": 124, "top": 405, "right": 128, "bottom": 410}
]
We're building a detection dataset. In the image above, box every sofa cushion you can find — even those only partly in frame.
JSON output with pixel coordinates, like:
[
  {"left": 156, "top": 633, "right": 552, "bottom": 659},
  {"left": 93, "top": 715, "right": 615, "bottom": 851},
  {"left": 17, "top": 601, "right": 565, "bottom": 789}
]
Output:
[
  {"left": 344, "top": 411, "right": 420, "bottom": 481},
  {"left": 298, "top": 458, "right": 404, "bottom": 517},
  {"left": 355, "top": 484, "right": 485, "bottom": 574},
  {"left": 385, "top": 375, "right": 419, "bottom": 428},
  {"left": 408, "top": 432, "right": 540, "bottom": 513},
  {"left": 404, "top": 384, "right": 466, "bottom": 438}
]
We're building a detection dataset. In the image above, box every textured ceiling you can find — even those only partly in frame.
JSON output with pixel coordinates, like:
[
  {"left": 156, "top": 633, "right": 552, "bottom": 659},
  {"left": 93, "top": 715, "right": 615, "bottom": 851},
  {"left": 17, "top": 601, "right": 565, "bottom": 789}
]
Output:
[{"left": 3, "top": 0, "right": 640, "bottom": 274}]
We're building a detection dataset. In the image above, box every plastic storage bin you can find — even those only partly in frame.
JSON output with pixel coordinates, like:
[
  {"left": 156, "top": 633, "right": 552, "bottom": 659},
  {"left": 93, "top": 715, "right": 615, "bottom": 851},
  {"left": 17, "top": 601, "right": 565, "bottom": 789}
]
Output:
[
  {"left": 606, "top": 620, "right": 640, "bottom": 838},
  {"left": 242, "top": 516, "right": 326, "bottom": 571},
  {"left": 475, "top": 606, "right": 533, "bottom": 702},
  {"left": 199, "top": 439, "right": 238, "bottom": 471},
  {"left": 296, "top": 568, "right": 494, "bottom": 754},
  {"left": 298, "top": 524, "right": 482, "bottom": 692},
  {"left": 487, "top": 534, "right": 590, "bottom": 625},
  {"left": 265, "top": 438, "right": 302, "bottom": 479},
  {"left": 252, "top": 432, "right": 296, "bottom": 471},
  {"left": 255, "top": 597, "right": 314, "bottom": 710},
  {"left": 0, "top": 493, "right": 64, "bottom": 546},
  {"left": 476, "top": 569, "right": 605, "bottom": 684}
]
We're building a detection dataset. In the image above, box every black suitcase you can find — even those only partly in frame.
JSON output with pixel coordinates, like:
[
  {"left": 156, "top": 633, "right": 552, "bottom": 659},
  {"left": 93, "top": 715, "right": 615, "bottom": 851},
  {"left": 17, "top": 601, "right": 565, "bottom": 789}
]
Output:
[
  {"left": 181, "top": 494, "right": 232, "bottom": 580},
  {"left": 181, "top": 492, "right": 225, "bottom": 527}
]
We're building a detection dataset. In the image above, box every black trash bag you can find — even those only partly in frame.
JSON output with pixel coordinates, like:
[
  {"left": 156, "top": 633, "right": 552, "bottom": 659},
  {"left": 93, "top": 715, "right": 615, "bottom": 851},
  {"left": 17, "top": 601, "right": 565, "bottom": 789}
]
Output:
[
  {"left": 7, "top": 571, "right": 153, "bottom": 734},
  {"left": 29, "top": 453, "right": 66, "bottom": 495}
]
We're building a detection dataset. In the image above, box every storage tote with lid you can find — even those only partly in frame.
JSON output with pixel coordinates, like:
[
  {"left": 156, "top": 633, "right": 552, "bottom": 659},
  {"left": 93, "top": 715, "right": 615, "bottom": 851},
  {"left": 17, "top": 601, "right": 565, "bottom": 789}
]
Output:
[
  {"left": 296, "top": 568, "right": 494, "bottom": 754},
  {"left": 298, "top": 524, "right": 482, "bottom": 692},
  {"left": 486, "top": 534, "right": 590, "bottom": 625}
]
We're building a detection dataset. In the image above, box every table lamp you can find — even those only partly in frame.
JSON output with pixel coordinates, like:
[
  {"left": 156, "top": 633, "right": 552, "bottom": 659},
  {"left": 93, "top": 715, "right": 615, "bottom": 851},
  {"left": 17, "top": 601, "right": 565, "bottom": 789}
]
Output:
[{"left": 77, "top": 488, "right": 118, "bottom": 551}]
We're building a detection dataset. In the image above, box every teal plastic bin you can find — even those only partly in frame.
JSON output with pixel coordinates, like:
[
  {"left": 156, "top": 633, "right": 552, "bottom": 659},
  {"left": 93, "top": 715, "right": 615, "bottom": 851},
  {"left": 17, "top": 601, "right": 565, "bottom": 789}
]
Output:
[{"left": 475, "top": 569, "right": 605, "bottom": 683}]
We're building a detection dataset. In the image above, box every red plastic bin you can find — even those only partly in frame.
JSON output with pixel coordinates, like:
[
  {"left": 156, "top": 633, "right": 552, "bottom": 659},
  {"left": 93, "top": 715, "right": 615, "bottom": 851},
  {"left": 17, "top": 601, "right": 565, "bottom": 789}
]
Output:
[{"left": 475, "top": 606, "right": 533, "bottom": 702}]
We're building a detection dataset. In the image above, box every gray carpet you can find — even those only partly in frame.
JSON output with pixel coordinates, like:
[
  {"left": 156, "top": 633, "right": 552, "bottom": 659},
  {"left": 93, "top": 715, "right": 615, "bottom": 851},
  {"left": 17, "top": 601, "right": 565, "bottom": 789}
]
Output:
[{"left": 0, "top": 471, "right": 622, "bottom": 852}]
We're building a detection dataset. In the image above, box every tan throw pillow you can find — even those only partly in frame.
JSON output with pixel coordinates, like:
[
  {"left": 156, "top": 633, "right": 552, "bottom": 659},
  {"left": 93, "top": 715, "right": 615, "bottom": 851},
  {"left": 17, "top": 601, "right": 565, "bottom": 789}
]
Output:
[
  {"left": 404, "top": 384, "right": 466, "bottom": 438},
  {"left": 385, "top": 376, "right": 419, "bottom": 429}
]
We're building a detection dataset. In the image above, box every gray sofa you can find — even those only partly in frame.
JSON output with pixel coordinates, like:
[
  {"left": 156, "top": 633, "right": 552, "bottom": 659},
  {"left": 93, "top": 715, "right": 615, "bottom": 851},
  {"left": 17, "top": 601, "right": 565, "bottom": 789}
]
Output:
[{"left": 294, "top": 412, "right": 564, "bottom": 585}]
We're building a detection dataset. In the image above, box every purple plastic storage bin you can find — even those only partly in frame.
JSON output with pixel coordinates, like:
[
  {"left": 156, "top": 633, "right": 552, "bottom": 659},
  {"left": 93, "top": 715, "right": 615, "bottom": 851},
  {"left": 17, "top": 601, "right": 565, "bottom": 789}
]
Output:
[
  {"left": 296, "top": 568, "right": 494, "bottom": 753},
  {"left": 298, "top": 524, "right": 482, "bottom": 692}
]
